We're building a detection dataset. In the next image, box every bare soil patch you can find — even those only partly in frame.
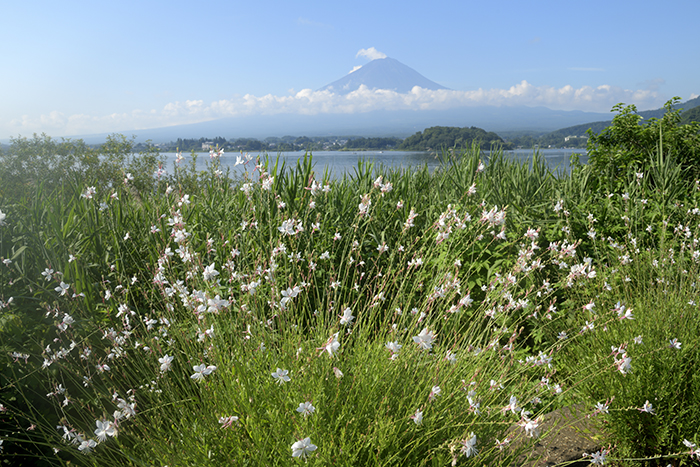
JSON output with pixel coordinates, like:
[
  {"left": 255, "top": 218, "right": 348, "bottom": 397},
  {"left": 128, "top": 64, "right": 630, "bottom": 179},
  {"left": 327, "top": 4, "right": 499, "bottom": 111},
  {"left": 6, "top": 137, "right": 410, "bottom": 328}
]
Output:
[{"left": 515, "top": 405, "right": 603, "bottom": 466}]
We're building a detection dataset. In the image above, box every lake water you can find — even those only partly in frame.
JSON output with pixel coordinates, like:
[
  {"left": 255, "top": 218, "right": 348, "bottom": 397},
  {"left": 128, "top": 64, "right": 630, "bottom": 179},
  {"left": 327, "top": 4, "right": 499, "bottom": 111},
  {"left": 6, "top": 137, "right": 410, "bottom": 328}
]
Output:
[{"left": 160, "top": 149, "right": 587, "bottom": 180}]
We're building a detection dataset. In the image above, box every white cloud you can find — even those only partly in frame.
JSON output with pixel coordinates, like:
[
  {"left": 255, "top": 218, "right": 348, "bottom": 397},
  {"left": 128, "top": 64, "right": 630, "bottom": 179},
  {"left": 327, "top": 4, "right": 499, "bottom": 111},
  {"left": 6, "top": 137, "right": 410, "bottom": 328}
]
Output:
[
  {"left": 356, "top": 47, "right": 386, "bottom": 61},
  {"left": 348, "top": 65, "right": 362, "bottom": 74},
  {"left": 4, "top": 81, "right": 665, "bottom": 137},
  {"left": 691, "top": 93, "right": 699, "bottom": 100}
]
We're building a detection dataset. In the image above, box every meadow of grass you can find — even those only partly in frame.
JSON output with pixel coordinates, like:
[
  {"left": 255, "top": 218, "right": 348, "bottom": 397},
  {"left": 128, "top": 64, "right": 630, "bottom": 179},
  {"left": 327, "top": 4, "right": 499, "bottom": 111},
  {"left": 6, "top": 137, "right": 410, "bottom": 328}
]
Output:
[{"left": 1, "top": 134, "right": 700, "bottom": 466}]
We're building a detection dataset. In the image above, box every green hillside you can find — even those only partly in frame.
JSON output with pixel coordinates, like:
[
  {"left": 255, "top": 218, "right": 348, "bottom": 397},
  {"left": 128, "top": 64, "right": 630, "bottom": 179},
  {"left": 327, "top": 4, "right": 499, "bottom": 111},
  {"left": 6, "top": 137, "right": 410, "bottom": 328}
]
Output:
[
  {"left": 503, "top": 96, "right": 700, "bottom": 148},
  {"left": 681, "top": 105, "right": 700, "bottom": 124}
]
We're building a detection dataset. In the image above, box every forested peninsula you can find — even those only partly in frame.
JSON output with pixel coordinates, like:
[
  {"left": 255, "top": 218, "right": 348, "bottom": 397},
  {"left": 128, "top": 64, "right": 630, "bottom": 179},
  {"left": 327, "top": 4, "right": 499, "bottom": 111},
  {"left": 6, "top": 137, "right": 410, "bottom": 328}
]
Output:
[{"left": 157, "top": 126, "right": 510, "bottom": 153}]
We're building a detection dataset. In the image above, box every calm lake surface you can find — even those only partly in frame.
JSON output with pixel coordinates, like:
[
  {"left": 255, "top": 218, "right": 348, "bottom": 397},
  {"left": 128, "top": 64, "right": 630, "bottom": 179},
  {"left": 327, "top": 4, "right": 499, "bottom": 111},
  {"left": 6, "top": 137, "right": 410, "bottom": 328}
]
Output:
[{"left": 161, "top": 149, "right": 587, "bottom": 180}]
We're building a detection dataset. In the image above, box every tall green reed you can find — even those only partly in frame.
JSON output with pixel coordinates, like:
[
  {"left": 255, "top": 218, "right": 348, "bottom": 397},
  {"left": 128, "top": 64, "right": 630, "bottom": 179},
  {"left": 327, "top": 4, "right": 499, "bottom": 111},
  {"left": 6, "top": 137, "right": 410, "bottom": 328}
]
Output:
[{"left": 2, "top": 142, "right": 700, "bottom": 465}]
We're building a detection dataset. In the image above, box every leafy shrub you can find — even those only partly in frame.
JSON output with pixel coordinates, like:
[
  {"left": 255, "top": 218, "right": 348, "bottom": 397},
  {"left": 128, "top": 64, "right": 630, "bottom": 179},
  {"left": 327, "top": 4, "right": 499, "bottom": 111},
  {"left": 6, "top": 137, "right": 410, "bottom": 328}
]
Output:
[{"left": 587, "top": 98, "right": 700, "bottom": 192}]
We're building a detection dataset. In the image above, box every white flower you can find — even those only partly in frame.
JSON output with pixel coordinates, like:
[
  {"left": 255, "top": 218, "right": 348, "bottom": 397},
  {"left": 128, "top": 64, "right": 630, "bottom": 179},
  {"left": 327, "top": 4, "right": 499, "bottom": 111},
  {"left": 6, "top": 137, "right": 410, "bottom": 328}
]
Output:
[
  {"left": 296, "top": 401, "right": 315, "bottom": 417},
  {"left": 683, "top": 440, "right": 700, "bottom": 459},
  {"left": 278, "top": 219, "right": 296, "bottom": 236},
  {"left": 339, "top": 307, "right": 355, "bottom": 325},
  {"left": 503, "top": 395, "right": 520, "bottom": 415},
  {"left": 0, "top": 209, "right": 6, "bottom": 226},
  {"left": 203, "top": 263, "right": 219, "bottom": 281},
  {"left": 317, "top": 333, "right": 340, "bottom": 358},
  {"left": 197, "top": 326, "right": 215, "bottom": 342},
  {"left": 94, "top": 419, "right": 116, "bottom": 442},
  {"left": 55, "top": 282, "right": 70, "bottom": 296},
  {"left": 385, "top": 341, "right": 402, "bottom": 360},
  {"left": 518, "top": 415, "right": 542, "bottom": 438},
  {"left": 280, "top": 286, "right": 301, "bottom": 309},
  {"left": 495, "top": 437, "right": 510, "bottom": 450},
  {"left": 57, "top": 313, "right": 74, "bottom": 332},
  {"left": 593, "top": 401, "right": 610, "bottom": 415},
  {"left": 190, "top": 364, "right": 217, "bottom": 381},
  {"left": 219, "top": 415, "right": 239, "bottom": 428},
  {"left": 460, "top": 432, "right": 478, "bottom": 458},
  {"left": 207, "top": 295, "right": 230, "bottom": 313},
  {"left": 78, "top": 438, "right": 97, "bottom": 453},
  {"left": 291, "top": 437, "right": 317, "bottom": 458},
  {"left": 639, "top": 400, "right": 655, "bottom": 414},
  {"left": 589, "top": 448, "right": 609, "bottom": 465},
  {"left": 413, "top": 328, "right": 435, "bottom": 350},
  {"left": 272, "top": 368, "right": 290, "bottom": 384},
  {"left": 158, "top": 355, "right": 174, "bottom": 372},
  {"left": 81, "top": 186, "right": 97, "bottom": 199},
  {"left": 261, "top": 175, "right": 274, "bottom": 191},
  {"left": 669, "top": 338, "right": 681, "bottom": 350},
  {"left": 615, "top": 353, "right": 632, "bottom": 375},
  {"left": 410, "top": 408, "right": 423, "bottom": 425}
]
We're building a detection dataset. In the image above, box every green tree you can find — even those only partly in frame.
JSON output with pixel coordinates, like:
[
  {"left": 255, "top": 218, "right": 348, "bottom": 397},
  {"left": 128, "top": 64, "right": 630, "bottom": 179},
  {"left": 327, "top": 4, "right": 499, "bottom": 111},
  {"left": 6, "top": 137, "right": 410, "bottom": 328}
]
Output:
[
  {"left": 0, "top": 134, "right": 92, "bottom": 198},
  {"left": 587, "top": 98, "right": 700, "bottom": 191},
  {"left": 399, "top": 126, "right": 508, "bottom": 151}
]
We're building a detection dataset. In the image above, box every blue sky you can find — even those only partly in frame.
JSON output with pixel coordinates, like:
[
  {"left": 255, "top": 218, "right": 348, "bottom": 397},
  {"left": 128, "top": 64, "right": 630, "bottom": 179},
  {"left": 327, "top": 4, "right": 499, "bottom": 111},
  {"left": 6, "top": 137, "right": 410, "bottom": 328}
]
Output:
[{"left": 2, "top": 0, "right": 699, "bottom": 139}]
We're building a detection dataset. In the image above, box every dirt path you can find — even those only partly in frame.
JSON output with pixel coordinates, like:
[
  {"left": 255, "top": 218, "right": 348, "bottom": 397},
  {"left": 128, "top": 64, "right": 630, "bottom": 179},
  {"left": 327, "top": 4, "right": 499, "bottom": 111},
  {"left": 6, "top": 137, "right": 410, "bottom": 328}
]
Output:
[{"left": 515, "top": 405, "right": 603, "bottom": 466}]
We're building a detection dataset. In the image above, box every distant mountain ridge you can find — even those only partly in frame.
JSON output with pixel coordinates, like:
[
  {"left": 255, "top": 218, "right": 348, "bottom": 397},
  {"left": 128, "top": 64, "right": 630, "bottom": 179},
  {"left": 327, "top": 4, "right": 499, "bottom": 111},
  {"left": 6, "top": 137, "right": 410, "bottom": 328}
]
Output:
[
  {"left": 500, "top": 96, "right": 700, "bottom": 149},
  {"left": 538, "top": 96, "right": 700, "bottom": 139},
  {"left": 66, "top": 106, "right": 613, "bottom": 144},
  {"left": 319, "top": 57, "right": 449, "bottom": 94}
]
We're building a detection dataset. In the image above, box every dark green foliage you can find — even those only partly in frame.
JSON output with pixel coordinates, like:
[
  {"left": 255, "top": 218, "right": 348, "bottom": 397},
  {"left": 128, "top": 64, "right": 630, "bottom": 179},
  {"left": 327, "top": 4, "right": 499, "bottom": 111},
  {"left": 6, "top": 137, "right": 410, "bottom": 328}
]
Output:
[
  {"left": 586, "top": 98, "right": 700, "bottom": 191},
  {"left": 399, "top": 126, "right": 509, "bottom": 151}
]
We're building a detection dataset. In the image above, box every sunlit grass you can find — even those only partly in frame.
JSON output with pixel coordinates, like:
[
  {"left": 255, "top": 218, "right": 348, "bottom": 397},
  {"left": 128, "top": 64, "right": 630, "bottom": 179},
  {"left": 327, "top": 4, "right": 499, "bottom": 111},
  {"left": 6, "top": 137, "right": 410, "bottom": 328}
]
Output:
[{"left": 1, "top": 143, "right": 700, "bottom": 466}]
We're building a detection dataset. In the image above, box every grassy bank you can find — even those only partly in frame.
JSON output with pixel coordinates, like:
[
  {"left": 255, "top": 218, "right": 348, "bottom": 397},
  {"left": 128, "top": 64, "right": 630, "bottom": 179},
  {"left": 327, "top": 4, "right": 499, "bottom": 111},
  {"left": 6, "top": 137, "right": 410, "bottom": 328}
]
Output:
[{"left": 1, "top": 135, "right": 700, "bottom": 466}]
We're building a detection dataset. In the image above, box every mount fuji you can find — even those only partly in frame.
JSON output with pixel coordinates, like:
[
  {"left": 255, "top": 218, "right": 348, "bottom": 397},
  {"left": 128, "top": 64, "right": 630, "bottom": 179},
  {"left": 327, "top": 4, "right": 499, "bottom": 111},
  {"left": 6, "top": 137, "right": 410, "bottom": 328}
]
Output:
[
  {"left": 66, "top": 57, "right": 615, "bottom": 142},
  {"left": 319, "top": 57, "right": 449, "bottom": 94}
]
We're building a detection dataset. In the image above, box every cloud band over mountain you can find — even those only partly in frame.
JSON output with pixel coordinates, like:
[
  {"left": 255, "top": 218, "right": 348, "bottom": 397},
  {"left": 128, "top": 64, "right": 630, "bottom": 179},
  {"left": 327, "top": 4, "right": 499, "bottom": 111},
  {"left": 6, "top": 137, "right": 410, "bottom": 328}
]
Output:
[
  {"left": 8, "top": 81, "right": 663, "bottom": 137},
  {"left": 356, "top": 47, "right": 387, "bottom": 60}
]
